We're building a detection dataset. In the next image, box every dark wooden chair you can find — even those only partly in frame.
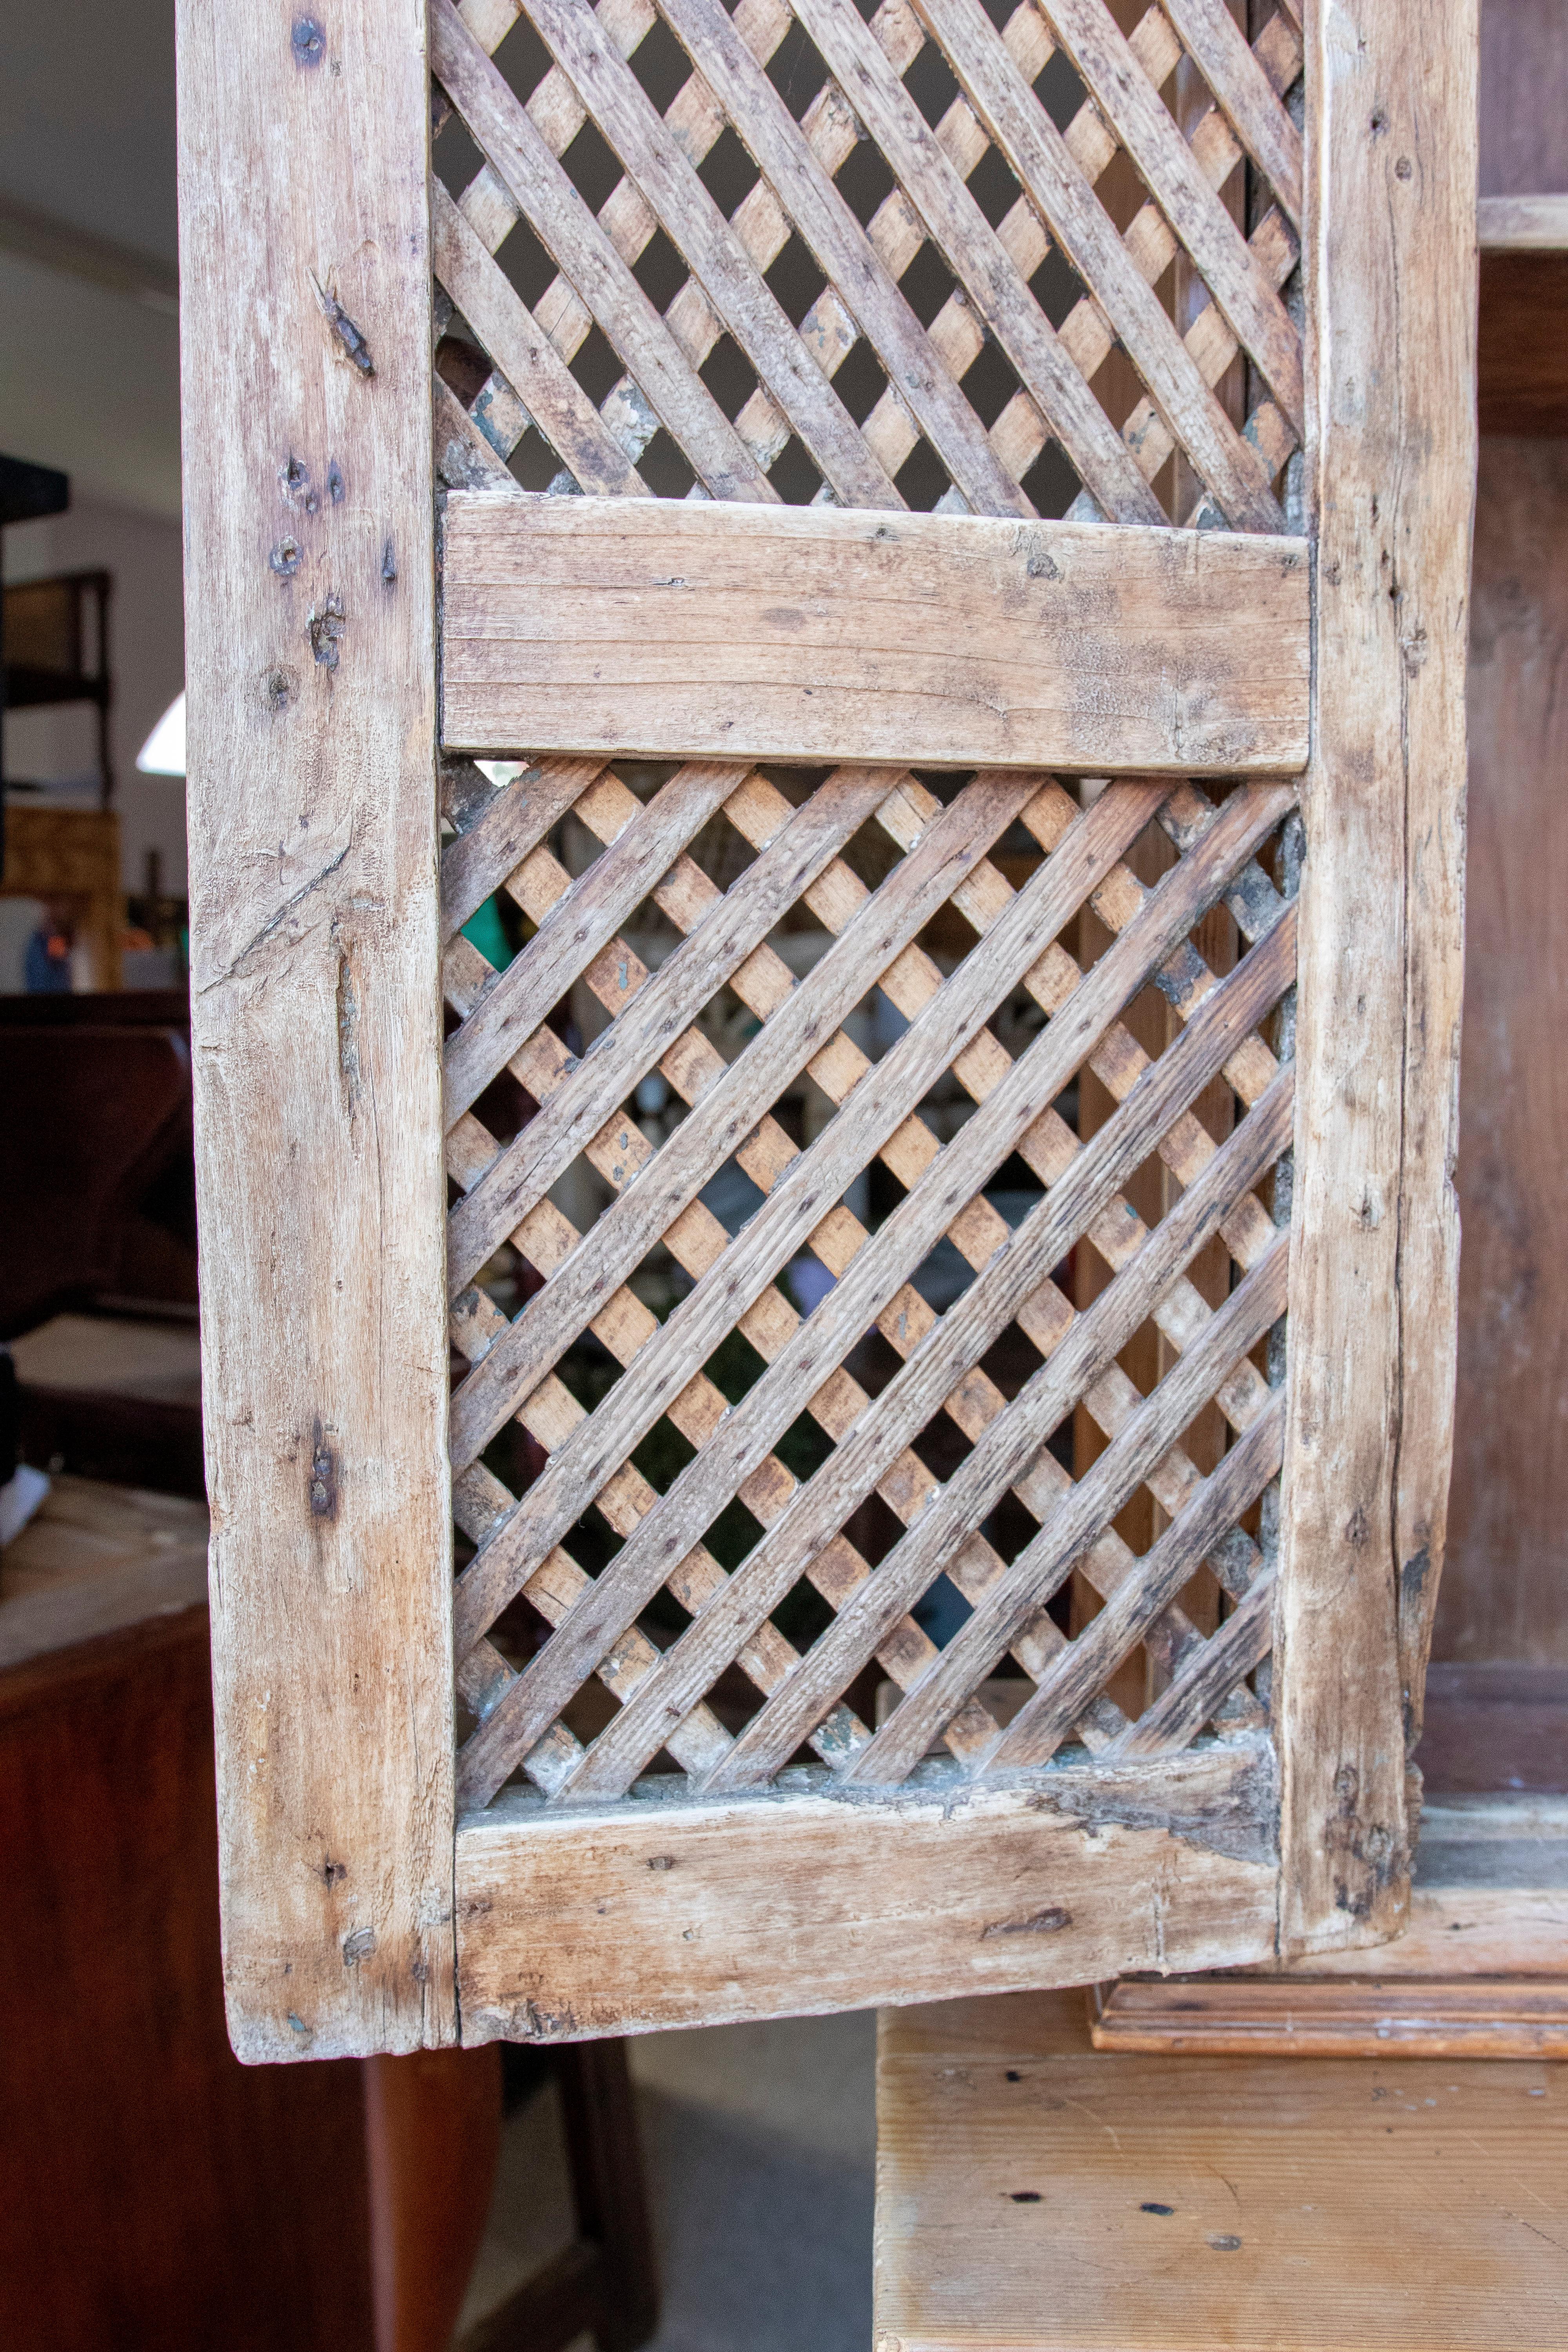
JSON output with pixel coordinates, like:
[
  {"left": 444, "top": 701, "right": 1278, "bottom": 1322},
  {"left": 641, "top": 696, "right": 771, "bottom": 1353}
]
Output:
[{"left": 452, "top": 2042, "right": 659, "bottom": 2352}]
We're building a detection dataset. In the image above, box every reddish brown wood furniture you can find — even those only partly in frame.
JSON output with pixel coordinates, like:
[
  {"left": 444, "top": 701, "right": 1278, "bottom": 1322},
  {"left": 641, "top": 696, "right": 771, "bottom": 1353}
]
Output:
[{"left": 0, "top": 1480, "right": 657, "bottom": 2350}]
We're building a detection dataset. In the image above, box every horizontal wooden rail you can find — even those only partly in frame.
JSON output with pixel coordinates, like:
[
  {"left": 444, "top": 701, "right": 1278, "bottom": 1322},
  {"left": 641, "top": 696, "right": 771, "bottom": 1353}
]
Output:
[
  {"left": 441, "top": 493, "right": 1310, "bottom": 774},
  {"left": 1477, "top": 193, "right": 1568, "bottom": 252},
  {"left": 453, "top": 1736, "right": 1279, "bottom": 2040}
]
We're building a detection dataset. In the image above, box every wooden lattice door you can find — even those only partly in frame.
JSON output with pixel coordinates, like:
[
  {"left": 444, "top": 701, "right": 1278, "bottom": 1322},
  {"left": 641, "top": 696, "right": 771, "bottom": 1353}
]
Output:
[{"left": 178, "top": 0, "right": 1475, "bottom": 2059}]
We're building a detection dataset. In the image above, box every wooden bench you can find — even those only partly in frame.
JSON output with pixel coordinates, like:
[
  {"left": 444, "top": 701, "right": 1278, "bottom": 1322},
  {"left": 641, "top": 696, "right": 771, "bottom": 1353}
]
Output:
[{"left": 874, "top": 1988, "right": 1568, "bottom": 2350}]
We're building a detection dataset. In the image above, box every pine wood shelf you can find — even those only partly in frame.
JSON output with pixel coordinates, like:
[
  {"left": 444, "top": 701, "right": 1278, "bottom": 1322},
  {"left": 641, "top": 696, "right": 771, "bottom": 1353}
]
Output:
[{"left": 874, "top": 1987, "right": 1568, "bottom": 2352}]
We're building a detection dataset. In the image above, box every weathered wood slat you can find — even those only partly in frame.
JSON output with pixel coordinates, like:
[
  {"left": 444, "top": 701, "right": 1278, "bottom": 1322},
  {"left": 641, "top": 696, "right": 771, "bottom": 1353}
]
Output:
[
  {"left": 439, "top": 755, "right": 606, "bottom": 943},
  {"left": 434, "top": 369, "right": 528, "bottom": 493},
  {"left": 1274, "top": 0, "right": 1475, "bottom": 1955},
  {"left": 1042, "top": 7, "right": 1301, "bottom": 523},
  {"left": 432, "top": 185, "right": 649, "bottom": 497},
  {"left": 449, "top": 779, "right": 1153, "bottom": 1633},
  {"left": 441, "top": 958, "right": 885, "bottom": 1786},
  {"left": 870, "top": 0, "right": 1299, "bottom": 517},
  {"left": 454, "top": 1738, "right": 1281, "bottom": 2039},
  {"left": 453, "top": 782, "right": 1284, "bottom": 1804},
  {"left": 441, "top": 827, "right": 1018, "bottom": 1774},
  {"left": 431, "top": 0, "right": 780, "bottom": 502},
  {"left": 178, "top": 0, "right": 454, "bottom": 2059},
  {"left": 911, "top": 0, "right": 1284, "bottom": 532},
  {"left": 445, "top": 765, "right": 901, "bottom": 1287},
  {"left": 446, "top": 769, "right": 1044, "bottom": 1478},
  {"left": 787, "top": 0, "right": 1168, "bottom": 524},
  {"left": 461, "top": 762, "right": 1279, "bottom": 1740},
  {"left": 1036, "top": 0, "right": 1304, "bottom": 430},
  {"left": 437, "top": 0, "right": 1303, "bottom": 530},
  {"left": 990, "top": 1391, "right": 1286, "bottom": 1768},
  {"left": 684, "top": 976, "right": 1295, "bottom": 1800},
  {"left": 442, "top": 768, "right": 1106, "bottom": 1771},
  {"left": 583, "top": 978, "right": 1298, "bottom": 1797},
  {"left": 450, "top": 0, "right": 898, "bottom": 491},
  {"left": 442, "top": 494, "right": 1312, "bottom": 772},
  {"left": 713, "top": 772, "right": 1272, "bottom": 1735},
  {"left": 443, "top": 758, "right": 740, "bottom": 1123},
  {"left": 652, "top": 0, "right": 1031, "bottom": 517},
  {"left": 520, "top": 0, "right": 906, "bottom": 509},
  {"left": 848, "top": 1230, "right": 1289, "bottom": 1783},
  {"left": 1116, "top": 1566, "right": 1278, "bottom": 1757},
  {"left": 464, "top": 769, "right": 1133, "bottom": 1755},
  {"left": 1477, "top": 192, "right": 1568, "bottom": 252},
  {"left": 1159, "top": 0, "right": 1303, "bottom": 230},
  {"left": 549, "top": 767, "right": 1263, "bottom": 1754},
  {"left": 449, "top": 781, "right": 1168, "bottom": 1802}
]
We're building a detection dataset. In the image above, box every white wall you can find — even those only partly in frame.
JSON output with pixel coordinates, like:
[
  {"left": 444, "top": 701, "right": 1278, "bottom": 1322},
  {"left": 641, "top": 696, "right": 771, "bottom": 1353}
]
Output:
[{"left": 4, "top": 495, "right": 186, "bottom": 894}]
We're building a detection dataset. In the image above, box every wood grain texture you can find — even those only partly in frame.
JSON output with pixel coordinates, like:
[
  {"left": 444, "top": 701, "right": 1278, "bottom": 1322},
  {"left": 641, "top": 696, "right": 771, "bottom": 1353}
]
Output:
[
  {"left": 1159, "top": 0, "right": 1303, "bottom": 229},
  {"left": 178, "top": 0, "right": 455, "bottom": 2056},
  {"left": 1035, "top": 0, "right": 1304, "bottom": 430},
  {"left": 431, "top": 183, "right": 650, "bottom": 497},
  {"left": 782, "top": 0, "right": 1170, "bottom": 524},
  {"left": 448, "top": 778, "right": 1285, "bottom": 1806},
  {"left": 1099, "top": 1796, "right": 1568, "bottom": 1998},
  {"left": 1441, "top": 441, "right": 1568, "bottom": 1665},
  {"left": 910, "top": 0, "right": 1285, "bottom": 532},
  {"left": 454, "top": 1737, "right": 1280, "bottom": 2041},
  {"left": 1269, "top": 1792, "right": 1568, "bottom": 1978},
  {"left": 1274, "top": 0, "right": 1475, "bottom": 1956},
  {"left": 517, "top": 0, "right": 904, "bottom": 511},
  {"left": 568, "top": 932, "right": 1295, "bottom": 1804},
  {"left": 650, "top": 0, "right": 1033, "bottom": 519},
  {"left": 1089, "top": 1973, "right": 1568, "bottom": 2058},
  {"left": 441, "top": 494, "right": 1310, "bottom": 772},
  {"left": 1478, "top": 193, "right": 1568, "bottom": 250},
  {"left": 874, "top": 1988, "right": 1568, "bottom": 2351},
  {"left": 431, "top": 0, "right": 778, "bottom": 504}
]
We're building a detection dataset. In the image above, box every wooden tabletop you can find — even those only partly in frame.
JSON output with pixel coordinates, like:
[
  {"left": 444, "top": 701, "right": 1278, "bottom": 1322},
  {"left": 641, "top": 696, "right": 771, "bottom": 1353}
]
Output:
[
  {"left": 0, "top": 1475, "right": 208, "bottom": 1675},
  {"left": 874, "top": 1989, "right": 1568, "bottom": 2350}
]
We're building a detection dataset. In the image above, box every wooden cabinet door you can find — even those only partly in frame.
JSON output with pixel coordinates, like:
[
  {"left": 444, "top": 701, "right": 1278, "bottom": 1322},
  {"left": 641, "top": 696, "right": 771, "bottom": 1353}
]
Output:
[{"left": 177, "top": 0, "right": 1475, "bottom": 2060}]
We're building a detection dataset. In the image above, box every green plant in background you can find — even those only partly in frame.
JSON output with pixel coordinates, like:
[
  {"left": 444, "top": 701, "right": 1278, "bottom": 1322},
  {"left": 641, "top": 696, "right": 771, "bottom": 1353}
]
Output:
[{"left": 462, "top": 893, "right": 513, "bottom": 971}]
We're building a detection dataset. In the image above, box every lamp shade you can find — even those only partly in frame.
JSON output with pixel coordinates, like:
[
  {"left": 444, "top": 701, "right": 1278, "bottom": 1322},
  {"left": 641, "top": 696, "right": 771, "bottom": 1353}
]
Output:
[{"left": 136, "top": 691, "right": 186, "bottom": 777}]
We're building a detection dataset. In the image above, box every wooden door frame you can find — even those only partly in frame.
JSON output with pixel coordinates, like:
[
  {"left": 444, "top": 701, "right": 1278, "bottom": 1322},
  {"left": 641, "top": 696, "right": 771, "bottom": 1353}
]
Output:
[
  {"left": 178, "top": 0, "right": 1475, "bottom": 2060},
  {"left": 178, "top": 0, "right": 454, "bottom": 2060},
  {"left": 1276, "top": 0, "right": 1476, "bottom": 1955}
]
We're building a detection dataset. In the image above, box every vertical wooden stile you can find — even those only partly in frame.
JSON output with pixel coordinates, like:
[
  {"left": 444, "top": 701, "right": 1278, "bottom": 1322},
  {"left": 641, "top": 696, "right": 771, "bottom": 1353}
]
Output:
[
  {"left": 1277, "top": 0, "right": 1476, "bottom": 1953},
  {"left": 178, "top": 0, "right": 454, "bottom": 2056}
]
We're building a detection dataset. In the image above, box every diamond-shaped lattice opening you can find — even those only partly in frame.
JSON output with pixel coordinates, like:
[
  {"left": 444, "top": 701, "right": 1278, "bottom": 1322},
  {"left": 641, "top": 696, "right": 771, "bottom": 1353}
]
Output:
[
  {"left": 430, "top": 0, "right": 1304, "bottom": 523},
  {"left": 440, "top": 758, "right": 1300, "bottom": 1811}
]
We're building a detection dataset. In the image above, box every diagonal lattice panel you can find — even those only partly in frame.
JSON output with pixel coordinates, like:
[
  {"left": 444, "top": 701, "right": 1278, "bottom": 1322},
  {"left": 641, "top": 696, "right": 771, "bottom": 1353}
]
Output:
[
  {"left": 442, "top": 765, "right": 1298, "bottom": 1810},
  {"left": 429, "top": 0, "right": 1304, "bottom": 525}
]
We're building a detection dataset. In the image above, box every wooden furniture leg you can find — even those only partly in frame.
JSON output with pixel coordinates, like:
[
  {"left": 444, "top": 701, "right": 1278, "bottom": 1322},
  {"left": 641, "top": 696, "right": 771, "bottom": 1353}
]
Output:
[
  {"left": 459, "top": 2040, "right": 658, "bottom": 2352},
  {"left": 365, "top": 2045, "right": 505, "bottom": 2352}
]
